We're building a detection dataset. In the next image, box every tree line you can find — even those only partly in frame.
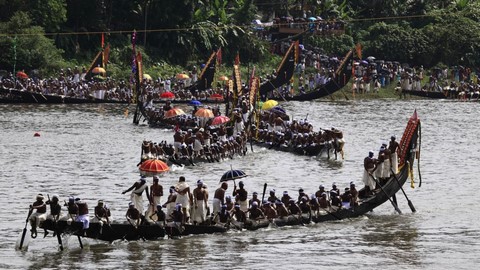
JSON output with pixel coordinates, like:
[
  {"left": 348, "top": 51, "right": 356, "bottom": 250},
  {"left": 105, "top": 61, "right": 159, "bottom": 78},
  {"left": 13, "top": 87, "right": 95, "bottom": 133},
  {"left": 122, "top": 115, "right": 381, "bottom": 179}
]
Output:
[{"left": 1, "top": 0, "right": 480, "bottom": 76}]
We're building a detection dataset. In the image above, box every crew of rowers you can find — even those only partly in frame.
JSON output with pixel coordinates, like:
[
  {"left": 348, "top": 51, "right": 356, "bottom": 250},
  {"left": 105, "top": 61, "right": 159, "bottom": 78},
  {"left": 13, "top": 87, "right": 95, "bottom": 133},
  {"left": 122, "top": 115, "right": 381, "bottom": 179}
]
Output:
[
  {"left": 27, "top": 194, "right": 108, "bottom": 238},
  {"left": 140, "top": 127, "right": 248, "bottom": 163},
  {"left": 118, "top": 175, "right": 363, "bottom": 229},
  {"left": 28, "top": 172, "right": 363, "bottom": 237},
  {"left": 362, "top": 135, "right": 400, "bottom": 196},
  {"left": 255, "top": 110, "right": 345, "bottom": 157}
]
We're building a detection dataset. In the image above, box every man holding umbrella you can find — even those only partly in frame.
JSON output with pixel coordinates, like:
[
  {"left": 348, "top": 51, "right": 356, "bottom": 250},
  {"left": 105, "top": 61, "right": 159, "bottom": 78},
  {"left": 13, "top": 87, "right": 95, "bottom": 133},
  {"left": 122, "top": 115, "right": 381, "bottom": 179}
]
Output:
[{"left": 232, "top": 181, "right": 248, "bottom": 212}]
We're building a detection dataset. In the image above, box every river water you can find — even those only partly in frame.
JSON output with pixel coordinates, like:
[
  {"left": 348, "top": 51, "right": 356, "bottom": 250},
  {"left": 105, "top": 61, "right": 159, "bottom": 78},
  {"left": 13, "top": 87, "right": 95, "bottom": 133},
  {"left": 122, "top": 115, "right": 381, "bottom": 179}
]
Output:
[{"left": 0, "top": 99, "right": 479, "bottom": 269}]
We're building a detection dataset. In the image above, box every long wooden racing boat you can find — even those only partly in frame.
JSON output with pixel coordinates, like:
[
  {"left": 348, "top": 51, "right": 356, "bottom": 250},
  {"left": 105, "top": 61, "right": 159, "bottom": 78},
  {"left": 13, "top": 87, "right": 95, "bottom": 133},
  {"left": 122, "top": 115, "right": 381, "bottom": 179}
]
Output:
[
  {"left": 0, "top": 87, "right": 126, "bottom": 104},
  {"left": 254, "top": 141, "right": 328, "bottom": 156},
  {"left": 402, "top": 88, "right": 480, "bottom": 100},
  {"left": 285, "top": 49, "right": 353, "bottom": 101},
  {"left": 401, "top": 89, "right": 448, "bottom": 99},
  {"left": 259, "top": 45, "right": 353, "bottom": 102},
  {"left": 33, "top": 111, "right": 420, "bottom": 247}
]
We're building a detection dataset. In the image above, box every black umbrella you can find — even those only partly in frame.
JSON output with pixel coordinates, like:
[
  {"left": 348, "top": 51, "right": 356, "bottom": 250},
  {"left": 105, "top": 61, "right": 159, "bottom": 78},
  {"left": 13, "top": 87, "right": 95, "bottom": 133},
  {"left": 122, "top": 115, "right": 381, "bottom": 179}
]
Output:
[{"left": 220, "top": 169, "right": 247, "bottom": 182}]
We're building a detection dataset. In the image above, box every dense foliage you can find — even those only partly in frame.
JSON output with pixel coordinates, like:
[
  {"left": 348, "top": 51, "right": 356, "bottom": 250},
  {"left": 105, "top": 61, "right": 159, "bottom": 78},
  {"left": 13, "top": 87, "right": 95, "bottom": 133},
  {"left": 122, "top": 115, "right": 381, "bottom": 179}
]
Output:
[{"left": 2, "top": 0, "right": 480, "bottom": 75}]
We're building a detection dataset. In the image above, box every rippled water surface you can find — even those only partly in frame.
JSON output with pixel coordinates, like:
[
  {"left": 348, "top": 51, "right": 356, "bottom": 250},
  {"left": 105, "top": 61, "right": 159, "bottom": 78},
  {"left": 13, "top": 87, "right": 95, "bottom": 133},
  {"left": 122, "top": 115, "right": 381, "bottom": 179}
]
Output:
[{"left": 1, "top": 99, "right": 479, "bottom": 269}]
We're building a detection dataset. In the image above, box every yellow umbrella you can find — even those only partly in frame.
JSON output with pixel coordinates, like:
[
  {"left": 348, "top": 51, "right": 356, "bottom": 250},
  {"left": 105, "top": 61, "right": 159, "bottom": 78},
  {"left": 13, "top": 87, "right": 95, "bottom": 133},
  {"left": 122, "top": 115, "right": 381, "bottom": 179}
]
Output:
[
  {"left": 195, "top": 108, "right": 214, "bottom": 118},
  {"left": 143, "top": 74, "right": 152, "bottom": 81},
  {"left": 218, "top": 75, "right": 229, "bottom": 81},
  {"left": 92, "top": 67, "right": 106, "bottom": 74},
  {"left": 262, "top": 100, "right": 278, "bottom": 110}
]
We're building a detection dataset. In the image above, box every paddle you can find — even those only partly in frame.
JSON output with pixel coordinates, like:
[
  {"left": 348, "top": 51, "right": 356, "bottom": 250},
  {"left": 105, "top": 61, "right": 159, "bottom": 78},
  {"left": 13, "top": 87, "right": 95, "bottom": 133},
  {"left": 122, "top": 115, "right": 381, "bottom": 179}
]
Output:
[
  {"left": 168, "top": 157, "right": 183, "bottom": 167},
  {"left": 391, "top": 168, "right": 416, "bottom": 213},
  {"left": 19, "top": 208, "right": 33, "bottom": 250},
  {"left": 127, "top": 218, "right": 146, "bottom": 241},
  {"left": 368, "top": 172, "right": 402, "bottom": 214},
  {"left": 261, "top": 183, "right": 267, "bottom": 203}
]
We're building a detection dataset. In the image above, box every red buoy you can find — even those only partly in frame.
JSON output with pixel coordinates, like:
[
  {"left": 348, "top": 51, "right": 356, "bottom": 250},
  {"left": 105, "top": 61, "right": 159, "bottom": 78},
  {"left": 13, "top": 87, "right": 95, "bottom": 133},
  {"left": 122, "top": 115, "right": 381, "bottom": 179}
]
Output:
[{"left": 34, "top": 132, "right": 40, "bottom": 137}]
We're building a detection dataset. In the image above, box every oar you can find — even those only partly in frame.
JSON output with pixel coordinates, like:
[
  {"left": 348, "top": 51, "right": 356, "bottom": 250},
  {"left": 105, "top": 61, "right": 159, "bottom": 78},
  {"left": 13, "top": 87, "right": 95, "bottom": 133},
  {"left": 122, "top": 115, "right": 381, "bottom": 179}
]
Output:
[
  {"left": 368, "top": 172, "right": 402, "bottom": 214},
  {"left": 168, "top": 157, "right": 183, "bottom": 167},
  {"left": 19, "top": 208, "right": 33, "bottom": 250},
  {"left": 391, "top": 168, "right": 416, "bottom": 213},
  {"left": 127, "top": 218, "right": 146, "bottom": 241},
  {"left": 261, "top": 183, "right": 267, "bottom": 203}
]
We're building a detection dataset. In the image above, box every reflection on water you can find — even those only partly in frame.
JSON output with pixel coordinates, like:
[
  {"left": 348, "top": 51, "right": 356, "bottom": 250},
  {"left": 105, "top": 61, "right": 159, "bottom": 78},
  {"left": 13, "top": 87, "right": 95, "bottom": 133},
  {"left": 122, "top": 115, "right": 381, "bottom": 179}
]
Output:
[{"left": 1, "top": 100, "right": 480, "bottom": 269}]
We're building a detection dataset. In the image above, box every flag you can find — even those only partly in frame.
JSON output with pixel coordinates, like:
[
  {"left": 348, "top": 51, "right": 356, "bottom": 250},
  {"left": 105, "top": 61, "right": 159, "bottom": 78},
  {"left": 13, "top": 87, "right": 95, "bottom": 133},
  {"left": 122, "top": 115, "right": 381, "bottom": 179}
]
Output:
[
  {"left": 355, "top": 43, "right": 362, "bottom": 59},
  {"left": 216, "top": 48, "right": 222, "bottom": 66},
  {"left": 103, "top": 44, "right": 110, "bottom": 68},
  {"left": 234, "top": 53, "right": 240, "bottom": 66}
]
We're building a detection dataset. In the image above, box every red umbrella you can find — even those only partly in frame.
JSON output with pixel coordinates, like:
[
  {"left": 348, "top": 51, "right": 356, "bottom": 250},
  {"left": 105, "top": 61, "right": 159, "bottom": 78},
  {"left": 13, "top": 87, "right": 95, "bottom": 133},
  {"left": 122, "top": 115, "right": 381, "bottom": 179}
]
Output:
[
  {"left": 209, "top": 93, "right": 224, "bottom": 101},
  {"left": 164, "top": 107, "right": 185, "bottom": 118},
  {"left": 139, "top": 159, "right": 169, "bottom": 176},
  {"left": 195, "top": 108, "right": 214, "bottom": 118},
  {"left": 16, "top": 71, "right": 28, "bottom": 79},
  {"left": 211, "top": 115, "right": 230, "bottom": 126},
  {"left": 160, "top": 91, "right": 175, "bottom": 99}
]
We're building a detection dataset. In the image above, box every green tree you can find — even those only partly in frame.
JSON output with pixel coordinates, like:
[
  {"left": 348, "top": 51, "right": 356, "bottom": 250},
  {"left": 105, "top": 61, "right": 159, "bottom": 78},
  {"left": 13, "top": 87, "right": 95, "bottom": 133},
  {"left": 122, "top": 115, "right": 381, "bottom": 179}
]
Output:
[
  {"left": 29, "top": 0, "right": 67, "bottom": 32},
  {"left": 0, "top": 12, "right": 65, "bottom": 73},
  {"left": 360, "top": 22, "right": 430, "bottom": 65}
]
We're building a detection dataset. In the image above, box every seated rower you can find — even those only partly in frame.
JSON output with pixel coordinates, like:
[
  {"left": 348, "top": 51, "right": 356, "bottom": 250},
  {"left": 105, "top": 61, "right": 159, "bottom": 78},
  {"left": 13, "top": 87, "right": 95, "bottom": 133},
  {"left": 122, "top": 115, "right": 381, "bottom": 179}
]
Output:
[
  {"left": 341, "top": 188, "right": 351, "bottom": 209},
  {"left": 298, "top": 197, "right": 311, "bottom": 214},
  {"left": 61, "top": 196, "right": 79, "bottom": 224},
  {"left": 29, "top": 194, "right": 47, "bottom": 238},
  {"left": 297, "top": 189, "right": 309, "bottom": 204},
  {"left": 288, "top": 199, "right": 301, "bottom": 215},
  {"left": 315, "top": 185, "right": 326, "bottom": 199},
  {"left": 149, "top": 204, "right": 166, "bottom": 226},
  {"left": 232, "top": 204, "right": 247, "bottom": 223},
  {"left": 330, "top": 182, "right": 341, "bottom": 197},
  {"left": 44, "top": 194, "right": 62, "bottom": 238},
  {"left": 281, "top": 191, "right": 292, "bottom": 206},
  {"left": 262, "top": 201, "right": 278, "bottom": 220},
  {"left": 217, "top": 204, "right": 231, "bottom": 224},
  {"left": 247, "top": 202, "right": 265, "bottom": 220},
  {"left": 318, "top": 192, "right": 331, "bottom": 210},
  {"left": 75, "top": 198, "right": 90, "bottom": 230},
  {"left": 275, "top": 200, "right": 289, "bottom": 218},
  {"left": 349, "top": 182, "right": 359, "bottom": 208},
  {"left": 168, "top": 203, "right": 185, "bottom": 233},
  {"left": 126, "top": 202, "right": 142, "bottom": 228},
  {"left": 330, "top": 190, "right": 342, "bottom": 210},
  {"left": 225, "top": 195, "right": 235, "bottom": 212},
  {"left": 309, "top": 194, "right": 320, "bottom": 217},
  {"left": 267, "top": 189, "right": 278, "bottom": 204}
]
